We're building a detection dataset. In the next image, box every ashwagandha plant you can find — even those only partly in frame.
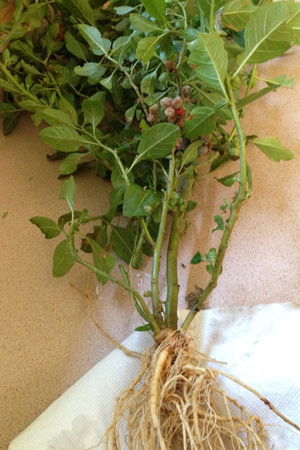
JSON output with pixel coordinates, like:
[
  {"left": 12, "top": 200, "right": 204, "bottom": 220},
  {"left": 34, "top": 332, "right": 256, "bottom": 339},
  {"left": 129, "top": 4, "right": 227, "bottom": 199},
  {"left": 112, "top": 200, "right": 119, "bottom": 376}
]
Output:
[{"left": 1, "top": 0, "right": 300, "bottom": 448}]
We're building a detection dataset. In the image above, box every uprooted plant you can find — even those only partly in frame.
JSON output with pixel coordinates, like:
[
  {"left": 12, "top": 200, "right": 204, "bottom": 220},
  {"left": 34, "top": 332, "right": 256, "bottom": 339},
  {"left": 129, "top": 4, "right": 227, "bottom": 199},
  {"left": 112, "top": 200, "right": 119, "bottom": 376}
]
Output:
[{"left": 1, "top": 0, "right": 300, "bottom": 448}]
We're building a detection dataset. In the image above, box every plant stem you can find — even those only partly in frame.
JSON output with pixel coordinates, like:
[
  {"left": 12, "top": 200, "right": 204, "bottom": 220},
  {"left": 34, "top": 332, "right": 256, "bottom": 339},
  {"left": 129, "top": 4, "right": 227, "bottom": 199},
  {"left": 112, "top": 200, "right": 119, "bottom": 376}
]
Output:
[
  {"left": 107, "top": 56, "right": 149, "bottom": 118},
  {"left": 165, "top": 210, "right": 183, "bottom": 329},
  {"left": 68, "top": 231, "right": 160, "bottom": 335},
  {"left": 165, "top": 178, "right": 194, "bottom": 329},
  {"left": 0, "top": 62, "right": 43, "bottom": 103},
  {"left": 181, "top": 76, "right": 248, "bottom": 331},
  {"left": 118, "top": 264, "right": 150, "bottom": 323},
  {"left": 151, "top": 157, "right": 175, "bottom": 326}
]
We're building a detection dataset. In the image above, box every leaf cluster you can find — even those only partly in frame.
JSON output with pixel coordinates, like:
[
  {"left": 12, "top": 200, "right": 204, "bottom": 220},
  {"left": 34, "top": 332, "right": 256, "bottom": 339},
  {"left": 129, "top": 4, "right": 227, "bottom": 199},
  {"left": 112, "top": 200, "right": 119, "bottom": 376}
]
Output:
[{"left": 1, "top": 0, "right": 298, "bottom": 332}]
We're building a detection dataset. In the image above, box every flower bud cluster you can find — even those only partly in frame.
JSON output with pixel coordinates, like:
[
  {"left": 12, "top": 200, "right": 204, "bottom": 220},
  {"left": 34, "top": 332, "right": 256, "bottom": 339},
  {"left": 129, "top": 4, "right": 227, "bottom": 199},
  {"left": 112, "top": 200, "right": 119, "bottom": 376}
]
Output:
[
  {"left": 147, "top": 85, "right": 191, "bottom": 129},
  {"left": 161, "top": 95, "right": 186, "bottom": 128}
]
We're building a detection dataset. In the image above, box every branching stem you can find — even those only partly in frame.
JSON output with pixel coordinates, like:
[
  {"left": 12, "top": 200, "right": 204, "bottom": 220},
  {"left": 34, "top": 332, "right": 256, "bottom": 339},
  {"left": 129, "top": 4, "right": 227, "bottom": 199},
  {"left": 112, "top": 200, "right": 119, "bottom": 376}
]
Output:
[
  {"left": 182, "top": 76, "right": 248, "bottom": 331},
  {"left": 68, "top": 230, "right": 160, "bottom": 335},
  {"left": 0, "top": 62, "right": 43, "bottom": 103},
  {"left": 151, "top": 156, "right": 176, "bottom": 326}
]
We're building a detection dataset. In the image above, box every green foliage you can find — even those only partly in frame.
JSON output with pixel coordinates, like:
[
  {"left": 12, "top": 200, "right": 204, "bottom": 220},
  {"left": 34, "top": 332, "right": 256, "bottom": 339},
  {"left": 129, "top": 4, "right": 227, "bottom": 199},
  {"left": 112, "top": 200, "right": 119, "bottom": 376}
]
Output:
[
  {"left": 136, "top": 123, "right": 180, "bottom": 161},
  {"left": 0, "top": 0, "right": 297, "bottom": 333},
  {"left": 53, "top": 239, "right": 75, "bottom": 277},
  {"left": 253, "top": 137, "right": 294, "bottom": 162},
  {"left": 183, "top": 107, "right": 215, "bottom": 139},
  {"left": 188, "top": 33, "right": 228, "bottom": 95},
  {"left": 30, "top": 217, "right": 62, "bottom": 239}
]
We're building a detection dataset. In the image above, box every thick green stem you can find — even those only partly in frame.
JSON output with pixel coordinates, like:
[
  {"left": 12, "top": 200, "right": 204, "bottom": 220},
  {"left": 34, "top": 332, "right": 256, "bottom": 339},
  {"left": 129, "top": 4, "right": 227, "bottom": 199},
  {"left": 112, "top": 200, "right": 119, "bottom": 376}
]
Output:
[
  {"left": 181, "top": 76, "right": 248, "bottom": 331},
  {"left": 151, "top": 157, "right": 175, "bottom": 326},
  {"left": 165, "top": 211, "right": 183, "bottom": 329},
  {"left": 165, "top": 177, "right": 195, "bottom": 329}
]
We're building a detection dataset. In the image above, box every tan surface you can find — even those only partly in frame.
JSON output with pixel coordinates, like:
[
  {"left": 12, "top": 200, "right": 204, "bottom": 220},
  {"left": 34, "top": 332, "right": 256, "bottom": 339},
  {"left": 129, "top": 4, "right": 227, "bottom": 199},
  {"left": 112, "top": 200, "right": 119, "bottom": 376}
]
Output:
[{"left": 1, "top": 49, "right": 300, "bottom": 449}]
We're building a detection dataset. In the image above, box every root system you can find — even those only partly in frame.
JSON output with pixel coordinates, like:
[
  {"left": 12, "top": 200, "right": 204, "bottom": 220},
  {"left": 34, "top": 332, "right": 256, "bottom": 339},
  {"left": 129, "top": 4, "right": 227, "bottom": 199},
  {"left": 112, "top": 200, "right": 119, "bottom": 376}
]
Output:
[{"left": 95, "top": 331, "right": 299, "bottom": 450}]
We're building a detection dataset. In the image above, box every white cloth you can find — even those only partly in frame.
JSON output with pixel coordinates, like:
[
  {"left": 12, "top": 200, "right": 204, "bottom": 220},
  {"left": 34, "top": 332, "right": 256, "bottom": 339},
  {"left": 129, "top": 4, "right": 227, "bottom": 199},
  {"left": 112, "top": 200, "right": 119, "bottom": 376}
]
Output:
[{"left": 8, "top": 302, "right": 300, "bottom": 449}]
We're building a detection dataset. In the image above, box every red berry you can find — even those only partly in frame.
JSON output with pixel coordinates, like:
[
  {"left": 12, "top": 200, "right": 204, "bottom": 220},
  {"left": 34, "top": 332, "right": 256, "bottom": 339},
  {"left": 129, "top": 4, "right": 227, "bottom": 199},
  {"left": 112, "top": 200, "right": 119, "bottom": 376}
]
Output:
[{"left": 177, "top": 108, "right": 183, "bottom": 116}]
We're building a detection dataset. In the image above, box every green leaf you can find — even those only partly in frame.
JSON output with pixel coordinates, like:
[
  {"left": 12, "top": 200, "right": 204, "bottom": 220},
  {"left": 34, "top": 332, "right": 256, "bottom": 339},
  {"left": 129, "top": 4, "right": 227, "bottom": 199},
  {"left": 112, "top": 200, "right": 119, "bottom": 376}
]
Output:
[
  {"left": 0, "top": 102, "right": 16, "bottom": 117},
  {"left": 190, "top": 251, "right": 206, "bottom": 265},
  {"left": 78, "top": 24, "right": 111, "bottom": 56},
  {"left": 130, "top": 13, "right": 162, "bottom": 32},
  {"left": 141, "top": 0, "right": 167, "bottom": 23},
  {"left": 100, "top": 73, "right": 114, "bottom": 91},
  {"left": 18, "top": 100, "right": 43, "bottom": 112},
  {"left": 180, "top": 140, "right": 202, "bottom": 170},
  {"left": 217, "top": 172, "right": 239, "bottom": 187},
  {"left": 183, "top": 107, "right": 215, "bottom": 139},
  {"left": 39, "top": 126, "right": 84, "bottom": 152},
  {"left": 110, "top": 225, "right": 136, "bottom": 264},
  {"left": 223, "top": 0, "right": 258, "bottom": 32},
  {"left": 111, "top": 163, "right": 128, "bottom": 189},
  {"left": 136, "top": 35, "right": 163, "bottom": 64},
  {"left": 181, "top": 28, "right": 199, "bottom": 42},
  {"left": 141, "top": 71, "right": 157, "bottom": 94},
  {"left": 82, "top": 91, "right": 105, "bottom": 128},
  {"left": 86, "top": 237, "right": 115, "bottom": 285},
  {"left": 236, "top": 87, "right": 274, "bottom": 110},
  {"left": 41, "top": 109, "right": 75, "bottom": 127},
  {"left": 59, "top": 153, "right": 84, "bottom": 175},
  {"left": 220, "top": 198, "right": 231, "bottom": 211},
  {"left": 210, "top": 155, "right": 230, "bottom": 172},
  {"left": 58, "top": 211, "right": 82, "bottom": 228},
  {"left": 123, "top": 184, "right": 162, "bottom": 217},
  {"left": 186, "top": 200, "right": 197, "bottom": 213},
  {"left": 206, "top": 247, "right": 217, "bottom": 274},
  {"left": 135, "top": 323, "right": 153, "bottom": 332},
  {"left": 3, "top": 111, "right": 20, "bottom": 136},
  {"left": 20, "top": 60, "right": 40, "bottom": 75},
  {"left": 243, "top": 2, "right": 295, "bottom": 65},
  {"left": 53, "top": 239, "right": 75, "bottom": 277},
  {"left": 201, "top": 91, "right": 232, "bottom": 120},
  {"left": 253, "top": 137, "right": 294, "bottom": 162},
  {"left": 137, "top": 123, "right": 180, "bottom": 160},
  {"left": 63, "top": 0, "right": 96, "bottom": 26},
  {"left": 125, "top": 104, "right": 137, "bottom": 124},
  {"left": 115, "top": 6, "right": 136, "bottom": 15},
  {"left": 112, "top": 36, "right": 131, "bottom": 57},
  {"left": 188, "top": 32, "right": 228, "bottom": 95},
  {"left": 60, "top": 175, "right": 76, "bottom": 214},
  {"left": 59, "top": 98, "right": 78, "bottom": 123},
  {"left": 140, "top": 119, "right": 150, "bottom": 133},
  {"left": 22, "top": 3, "right": 47, "bottom": 29},
  {"left": 198, "top": 0, "right": 227, "bottom": 23},
  {"left": 212, "top": 215, "right": 225, "bottom": 233},
  {"left": 30, "top": 217, "right": 62, "bottom": 239},
  {"left": 65, "top": 31, "right": 91, "bottom": 61},
  {"left": 74, "top": 62, "right": 106, "bottom": 78},
  {"left": 104, "top": 187, "right": 126, "bottom": 222},
  {"left": 0, "top": 78, "right": 19, "bottom": 93},
  {"left": 263, "top": 74, "right": 295, "bottom": 89}
]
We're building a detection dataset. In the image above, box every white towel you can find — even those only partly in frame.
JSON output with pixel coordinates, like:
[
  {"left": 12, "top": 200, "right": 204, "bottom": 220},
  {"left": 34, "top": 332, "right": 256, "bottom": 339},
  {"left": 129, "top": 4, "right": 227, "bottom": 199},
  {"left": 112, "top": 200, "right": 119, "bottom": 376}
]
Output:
[{"left": 8, "top": 302, "right": 300, "bottom": 449}]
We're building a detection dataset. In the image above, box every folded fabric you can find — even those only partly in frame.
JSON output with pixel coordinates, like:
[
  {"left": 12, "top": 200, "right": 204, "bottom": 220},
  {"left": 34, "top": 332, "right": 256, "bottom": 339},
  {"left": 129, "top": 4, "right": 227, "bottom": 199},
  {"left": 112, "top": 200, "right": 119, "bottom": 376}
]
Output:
[{"left": 9, "top": 302, "right": 300, "bottom": 450}]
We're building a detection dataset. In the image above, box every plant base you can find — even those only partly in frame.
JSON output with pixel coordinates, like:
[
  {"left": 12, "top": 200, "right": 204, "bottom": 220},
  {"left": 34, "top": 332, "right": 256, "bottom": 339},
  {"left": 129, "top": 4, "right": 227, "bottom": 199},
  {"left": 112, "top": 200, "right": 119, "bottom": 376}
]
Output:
[{"left": 100, "top": 331, "right": 275, "bottom": 450}]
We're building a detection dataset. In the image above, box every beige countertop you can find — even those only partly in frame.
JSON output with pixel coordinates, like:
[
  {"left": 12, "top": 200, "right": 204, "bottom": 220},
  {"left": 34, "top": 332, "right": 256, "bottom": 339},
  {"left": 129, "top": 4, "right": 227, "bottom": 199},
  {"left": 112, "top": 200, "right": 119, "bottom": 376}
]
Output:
[{"left": 1, "top": 49, "right": 300, "bottom": 449}]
